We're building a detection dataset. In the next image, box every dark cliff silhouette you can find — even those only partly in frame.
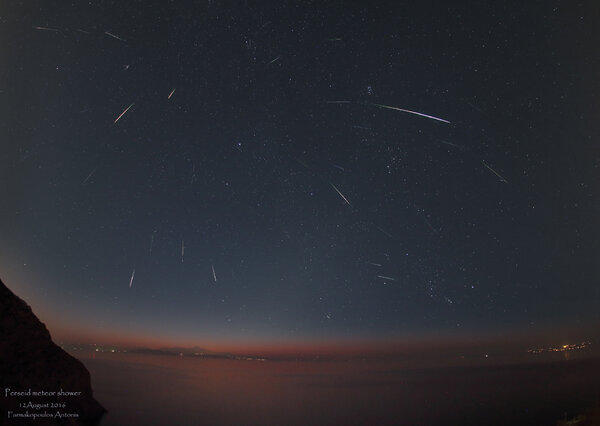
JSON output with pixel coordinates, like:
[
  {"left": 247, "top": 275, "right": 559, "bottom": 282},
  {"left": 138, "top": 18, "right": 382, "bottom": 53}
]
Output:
[{"left": 0, "top": 277, "right": 105, "bottom": 425}]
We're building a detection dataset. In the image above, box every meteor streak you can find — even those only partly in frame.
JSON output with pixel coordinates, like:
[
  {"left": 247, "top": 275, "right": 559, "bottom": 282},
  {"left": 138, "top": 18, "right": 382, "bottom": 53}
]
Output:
[
  {"left": 439, "top": 140, "right": 463, "bottom": 149},
  {"left": 33, "top": 26, "right": 59, "bottom": 32},
  {"left": 129, "top": 269, "right": 135, "bottom": 288},
  {"left": 168, "top": 88, "right": 176, "bottom": 99},
  {"left": 105, "top": 31, "right": 125, "bottom": 41},
  {"left": 482, "top": 161, "right": 508, "bottom": 183},
  {"left": 211, "top": 263, "right": 217, "bottom": 282},
  {"left": 424, "top": 218, "right": 437, "bottom": 233},
  {"left": 330, "top": 183, "right": 352, "bottom": 206},
  {"left": 377, "top": 275, "right": 395, "bottom": 281},
  {"left": 114, "top": 103, "right": 134, "bottom": 124},
  {"left": 365, "top": 102, "right": 451, "bottom": 124},
  {"left": 82, "top": 167, "right": 97, "bottom": 184},
  {"left": 374, "top": 225, "right": 393, "bottom": 238}
]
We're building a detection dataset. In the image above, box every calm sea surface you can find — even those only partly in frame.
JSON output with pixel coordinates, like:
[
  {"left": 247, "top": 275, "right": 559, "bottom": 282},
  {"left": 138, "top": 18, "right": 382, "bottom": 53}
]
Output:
[{"left": 79, "top": 352, "right": 600, "bottom": 425}]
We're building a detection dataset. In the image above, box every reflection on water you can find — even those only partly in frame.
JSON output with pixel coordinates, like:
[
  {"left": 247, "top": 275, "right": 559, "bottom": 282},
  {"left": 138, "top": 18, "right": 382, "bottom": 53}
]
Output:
[{"left": 80, "top": 352, "right": 600, "bottom": 425}]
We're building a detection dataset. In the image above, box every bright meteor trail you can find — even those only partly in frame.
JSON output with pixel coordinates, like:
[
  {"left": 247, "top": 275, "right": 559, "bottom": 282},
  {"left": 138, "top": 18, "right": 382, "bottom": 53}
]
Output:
[
  {"left": 114, "top": 103, "right": 134, "bottom": 124},
  {"left": 330, "top": 183, "right": 352, "bottom": 206},
  {"left": 365, "top": 102, "right": 451, "bottom": 124}
]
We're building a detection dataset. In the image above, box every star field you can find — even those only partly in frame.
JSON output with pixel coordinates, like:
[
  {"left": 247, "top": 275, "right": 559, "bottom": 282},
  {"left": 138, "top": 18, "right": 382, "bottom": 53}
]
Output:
[{"left": 1, "top": 1, "right": 599, "bottom": 345}]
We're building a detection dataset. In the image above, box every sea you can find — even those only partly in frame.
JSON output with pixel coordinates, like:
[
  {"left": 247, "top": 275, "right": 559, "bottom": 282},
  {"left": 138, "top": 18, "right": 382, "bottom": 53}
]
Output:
[{"left": 78, "top": 351, "right": 600, "bottom": 425}]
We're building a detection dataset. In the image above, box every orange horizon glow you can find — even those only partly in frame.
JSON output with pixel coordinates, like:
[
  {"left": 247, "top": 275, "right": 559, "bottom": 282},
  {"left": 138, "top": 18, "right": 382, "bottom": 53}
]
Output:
[
  {"left": 47, "top": 321, "right": 477, "bottom": 355},
  {"left": 46, "top": 319, "right": 600, "bottom": 360}
]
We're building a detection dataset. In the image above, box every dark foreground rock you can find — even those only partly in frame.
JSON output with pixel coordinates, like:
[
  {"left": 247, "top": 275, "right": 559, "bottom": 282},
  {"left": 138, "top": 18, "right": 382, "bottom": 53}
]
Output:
[{"left": 0, "top": 278, "right": 105, "bottom": 425}]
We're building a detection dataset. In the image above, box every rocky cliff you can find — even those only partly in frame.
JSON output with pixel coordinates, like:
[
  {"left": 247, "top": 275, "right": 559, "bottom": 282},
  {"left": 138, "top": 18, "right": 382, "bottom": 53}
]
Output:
[{"left": 0, "top": 278, "right": 105, "bottom": 425}]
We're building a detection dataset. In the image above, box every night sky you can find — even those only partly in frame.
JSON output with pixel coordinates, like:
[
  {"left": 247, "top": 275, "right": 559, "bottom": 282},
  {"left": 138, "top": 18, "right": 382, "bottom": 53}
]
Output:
[{"left": 1, "top": 1, "right": 599, "bottom": 348}]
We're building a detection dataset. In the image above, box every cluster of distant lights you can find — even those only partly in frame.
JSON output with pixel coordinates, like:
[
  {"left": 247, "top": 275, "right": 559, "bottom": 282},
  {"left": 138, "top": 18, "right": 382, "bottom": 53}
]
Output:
[
  {"left": 527, "top": 341, "right": 591, "bottom": 354},
  {"left": 61, "top": 343, "right": 266, "bottom": 361},
  {"left": 61, "top": 344, "right": 127, "bottom": 354}
]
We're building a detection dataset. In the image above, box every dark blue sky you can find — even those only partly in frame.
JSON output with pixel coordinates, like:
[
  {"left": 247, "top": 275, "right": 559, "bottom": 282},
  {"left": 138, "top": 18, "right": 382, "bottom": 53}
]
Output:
[{"left": 1, "top": 1, "right": 599, "bottom": 346}]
